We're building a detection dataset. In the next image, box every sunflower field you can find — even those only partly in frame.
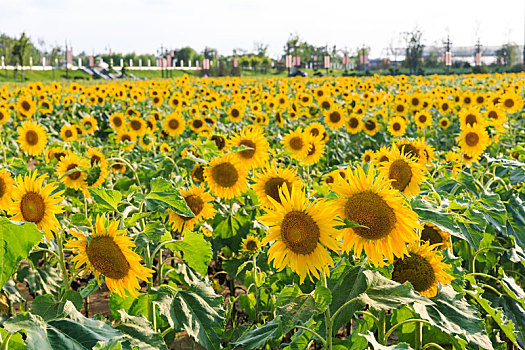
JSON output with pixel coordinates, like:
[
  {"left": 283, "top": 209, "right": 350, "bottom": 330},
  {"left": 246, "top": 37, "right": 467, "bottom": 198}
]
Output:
[{"left": 0, "top": 73, "right": 524, "bottom": 350}]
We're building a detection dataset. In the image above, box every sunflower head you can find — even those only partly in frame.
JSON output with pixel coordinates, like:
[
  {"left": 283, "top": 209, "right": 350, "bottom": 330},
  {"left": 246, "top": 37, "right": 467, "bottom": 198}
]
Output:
[
  {"left": 0, "top": 169, "right": 14, "bottom": 209},
  {"left": 204, "top": 154, "right": 248, "bottom": 200},
  {"left": 242, "top": 235, "right": 261, "bottom": 254},
  {"left": 420, "top": 223, "right": 451, "bottom": 250},
  {"left": 379, "top": 146, "right": 426, "bottom": 197},
  {"left": 253, "top": 163, "right": 302, "bottom": 208},
  {"left": 17, "top": 121, "right": 48, "bottom": 157}
]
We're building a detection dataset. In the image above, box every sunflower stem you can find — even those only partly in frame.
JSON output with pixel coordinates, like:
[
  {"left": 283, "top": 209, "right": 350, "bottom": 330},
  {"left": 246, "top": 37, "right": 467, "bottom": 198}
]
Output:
[
  {"left": 415, "top": 320, "right": 423, "bottom": 350},
  {"left": 294, "top": 325, "right": 326, "bottom": 346},
  {"left": 377, "top": 310, "right": 386, "bottom": 345},
  {"left": 321, "top": 273, "right": 333, "bottom": 350},
  {"left": 385, "top": 319, "right": 431, "bottom": 341},
  {"left": 252, "top": 253, "right": 259, "bottom": 324},
  {"left": 57, "top": 230, "right": 71, "bottom": 294},
  {"left": 471, "top": 246, "right": 507, "bottom": 274}
]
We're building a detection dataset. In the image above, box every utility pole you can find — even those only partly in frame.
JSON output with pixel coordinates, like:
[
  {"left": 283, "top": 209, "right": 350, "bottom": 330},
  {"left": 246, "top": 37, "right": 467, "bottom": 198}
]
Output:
[
  {"left": 444, "top": 35, "right": 452, "bottom": 73},
  {"left": 65, "top": 40, "right": 69, "bottom": 79},
  {"left": 475, "top": 39, "right": 482, "bottom": 66}
]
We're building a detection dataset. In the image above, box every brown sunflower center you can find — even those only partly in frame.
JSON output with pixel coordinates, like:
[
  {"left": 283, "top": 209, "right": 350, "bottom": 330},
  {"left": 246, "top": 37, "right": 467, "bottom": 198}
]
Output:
[
  {"left": 344, "top": 191, "right": 397, "bottom": 240},
  {"left": 465, "top": 114, "right": 477, "bottom": 126},
  {"left": 310, "top": 128, "right": 320, "bottom": 136},
  {"left": 421, "top": 225, "right": 443, "bottom": 246},
  {"left": 86, "top": 236, "right": 130, "bottom": 280},
  {"left": 440, "top": 119, "right": 448, "bottom": 127},
  {"left": 281, "top": 210, "right": 320, "bottom": 255},
  {"left": 65, "top": 130, "right": 73, "bottom": 138},
  {"left": 211, "top": 162, "right": 239, "bottom": 188},
  {"left": 238, "top": 139, "right": 256, "bottom": 159},
  {"left": 393, "top": 122, "right": 401, "bottom": 131},
  {"left": 504, "top": 98, "right": 514, "bottom": 108},
  {"left": 488, "top": 111, "right": 498, "bottom": 120},
  {"left": 365, "top": 119, "right": 376, "bottom": 131},
  {"left": 20, "top": 191, "right": 46, "bottom": 223},
  {"left": 289, "top": 136, "right": 304, "bottom": 151},
  {"left": 398, "top": 144, "right": 419, "bottom": 159},
  {"left": 307, "top": 143, "right": 316, "bottom": 156},
  {"left": 329, "top": 111, "right": 341, "bottom": 123},
  {"left": 464, "top": 97, "right": 471, "bottom": 104},
  {"left": 442, "top": 103, "right": 449, "bottom": 111},
  {"left": 264, "top": 177, "right": 292, "bottom": 203},
  {"left": 121, "top": 135, "right": 131, "bottom": 142},
  {"left": 21, "top": 101, "right": 31, "bottom": 111},
  {"left": 25, "top": 130, "right": 39, "bottom": 146},
  {"left": 168, "top": 119, "right": 180, "bottom": 130},
  {"left": 66, "top": 164, "right": 82, "bottom": 180},
  {"left": 192, "top": 165, "right": 205, "bottom": 182},
  {"left": 90, "top": 155, "right": 101, "bottom": 166},
  {"left": 245, "top": 240, "right": 258, "bottom": 252},
  {"left": 465, "top": 132, "right": 479, "bottom": 147},
  {"left": 418, "top": 115, "right": 427, "bottom": 123},
  {"left": 388, "top": 159, "right": 413, "bottom": 192},
  {"left": 349, "top": 117, "right": 359, "bottom": 128},
  {"left": 396, "top": 105, "right": 404, "bottom": 112},
  {"left": 114, "top": 117, "right": 123, "bottom": 127},
  {"left": 321, "top": 101, "right": 330, "bottom": 109},
  {"left": 231, "top": 109, "right": 240, "bottom": 118},
  {"left": 84, "top": 121, "right": 92, "bottom": 128},
  {"left": 130, "top": 120, "right": 142, "bottom": 131},
  {"left": 0, "top": 178, "right": 5, "bottom": 198},
  {"left": 193, "top": 119, "right": 203, "bottom": 129},
  {"left": 180, "top": 194, "right": 204, "bottom": 220},
  {"left": 392, "top": 253, "right": 436, "bottom": 293},
  {"left": 211, "top": 135, "right": 226, "bottom": 150}
]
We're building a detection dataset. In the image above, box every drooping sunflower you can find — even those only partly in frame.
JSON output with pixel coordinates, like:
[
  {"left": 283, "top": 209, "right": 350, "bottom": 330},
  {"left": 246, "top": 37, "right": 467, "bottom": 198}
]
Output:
[
  {"left": 259, "top": 185, "right": 341, "bottom": 283},
  {"left": 57, "top": 153, "right": 89, "bottom": 190},
  {"left": 17, "top": 120, "right": 48, "bottom": 156},
  {"left": 253, "top": 163, "right": 302, "bottom": 208},
  {"left": 66, "top": 216, "right": 154, "bottom": 298},
  {"left": 378, "top": 146, "right": 426, "bottom": 197},
  {"left": 457, "top": 123, "right": 490, "bottom": 157},
  {"left": 420, "top": 223, "right": 451, "bottom": 250},
  {"left": 162, "top": 112, "right": 186, "bottom": 137},
  {"left": 391, "top": 241, "right": 454, "bottom": 298},
  {"left": 60, "top": 125, "right": 79, "bottom": 142},
  {"left": 302, "top": 136, "right": 325, "bottom": 165},
  {"left": 0, "top": 169, "right": 14, "bottom": 210},
  {"left": 242, "top": 234, "right": 261, "bottom": 254},
  {"left": 8, "top": 172, "right": 64, "bottom": 240},
  {"left": 204, "top": 153, "right": 248, "bottom": 200},
  {"left": 282, "top": 128, "right": 311, "bottom": 161},
  {"left": 331, "top": 165, "right": 421, "bottom": 267},
  {"left": 167, "top": 186, "right": 216, "bottom": 232},
  {"left": 227, "top": 127, "right": 270, "bottom": 170}
]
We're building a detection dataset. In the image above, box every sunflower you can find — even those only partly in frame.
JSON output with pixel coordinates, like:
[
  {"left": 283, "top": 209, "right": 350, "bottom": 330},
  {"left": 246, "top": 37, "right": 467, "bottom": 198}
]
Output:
[
  {"left": 498, "top": 92, "right": 523, "bottom": 113},
  {"left": 346, "top": 114, "right": 362, "bottom": 134},
  {"left": 282, "top": 128, "right": 311, "bottom": 161},
  {"left": 57, "top": 153, "right": 89, "bottom": 190},
  {"left": 191, "top": 164, "right": 206, "bottom": 183},
  {"left": 17, "top": 120, "right": 47, "bottom": 156},
  {"left": 109, "top": 113, "right": 126, "bottom": 131},
  {"left": 160, "top": 142, "right": 171, "bottom": 153},
  {"left": 0, "top": 108, "right": 9, "bottom": 124},
  {"left": 459, "top": 108, "right": 484, "bottom": 129},
  {"left": 324, "top": 107, "right": 346, "bottom": 129},
  {"left": 163, "top": 113, "right": 185, "bottom": 137},
  {"left": 210, "top": 135, "right": 227, "bottom": 151},
  {"left": 204, "top": 153, "right": 248, "bottom": 199},
  {"left": 168, "top": 186, "right": 216, "bottom": 233},
  {"left": 81, "top": 115, "right": 98, "bottom": 135},
  {"left": 228, "top": 105, "right": 245, "bottom": 123},
  {"left": 258, "top": 185, "right": 341, "bottom": 283},
  {"left": 457, "top": 123, "right": 490, "bottom": 157},
  {"left": 115, "top": 130, "right": 136, "bottom": 151},
  {"left": 242, "top": 235, "right": 261, "bottom": 254},
  {"left": 0, "top": 169, "right": 14, "bottom": 210},
  {"left": 8, "top": 172, "right": 64, "bottom": 240},
  {"left": 485, "top": 107, "right": 507, "bottom": 132},
  {"left": 38, "top": 100, "right": 53, "bottom": 114},
  {"left": 378, "top": 146, "right": 426, "bottom": 197},
  {"left": 60, "top": 125, "right": 78, "bottom": 142},
  {"left": 363, "top": 117, "right": 380, "bottom": 136},
  {"left": 438, "top": 117, "right": 450, "bottom": 129},
  {"left": 253, "top": 163, "right": 302, "bottom": 208},
  {"left": 227, "top": 126, "right": 270, "bottom": 170},
  {"left": 66, "top": 216, "right": 154, "bottom": 298},
  {"left": 111, "top": 162, "right": 126, "bottom": 174},
  {"left": 188, "top": 117, "right": 206, "bottom": 133},
  {"left": 331, "top": 165, "right": 421, "bottom": 267},
  {"left": 387, "top": 116, "right": 407, "bottom": 137},
  {"left": 86, "top": 147, "right": 109, "bottom": 188},
  {"left": 17, "top": 96, "right": 36, "bottom": 118},
  {"left": 302, "top": 136, "right": 325, "bottom": 165},
  {"left": 362, "top": 149, "right": 375, "bottom": 163},
  {"left": 445, "top": 151, "right": 462, "bottom": 177},
  {"left": 305, "top": 122, "right": 329, "bottom": 143},
  {"left": 151, "top": 95, "right": 164, "bottom": 108},
  {"left": 420, "top": 223, "right": 451, "bottom": 250},
  {"left": 414, "top": 111, "right": 432, "bottom": 129},
  {"left": 392, "top": 241, "right": 454, "bottom": 298}
]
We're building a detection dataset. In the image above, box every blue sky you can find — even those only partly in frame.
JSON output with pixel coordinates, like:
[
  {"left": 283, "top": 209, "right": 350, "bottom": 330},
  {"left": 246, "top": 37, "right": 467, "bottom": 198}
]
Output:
[{"left": 0, "top": 0, "right": 523, "bottom": 58}]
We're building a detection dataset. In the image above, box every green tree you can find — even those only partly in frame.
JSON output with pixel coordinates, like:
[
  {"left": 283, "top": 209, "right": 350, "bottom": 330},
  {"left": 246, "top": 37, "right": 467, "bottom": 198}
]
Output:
[
  {"left": 12, "top": 32, "right": 30, "bottom": 80},
  {"left": 403, "top": 28, "right": 424, "bottom": 74}
]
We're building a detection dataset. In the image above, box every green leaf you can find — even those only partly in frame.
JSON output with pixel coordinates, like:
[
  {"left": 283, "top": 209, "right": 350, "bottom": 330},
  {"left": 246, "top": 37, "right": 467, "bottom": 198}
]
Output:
[
  {"left": 410, "top": 197, "right": 459, "bottom": 237},
  {"left": 0, "top": 328, "right": 25, "bottom": 350},
  {"left": 157, "top": 272, "right": 225, "bottom": 350},
  {"left": 116, "top": 310, "right": 168, "bottom": 350},
  {"left": 214, "top": 212, "right": 250, "bottom": 239},
  {"left": 499, "top": 295, "right": 525, "bottom": 349},
  {"left": 232, "top": 316, "right": 283, "bottom": 350},
  {"left": 473, "top": 193, "right": 507, "bottom": 236},
  {"left": 70, "top": 213, "right": 91, "bottom": 227},
  {"left": 0, "top": 217, "right": 43, "bottom": 289},
  {"left": 465, "top": 284, "right": 517, "bottom": 347},
  {"left": 362, "top": 331, "right": 414, "bottom": 349},
  {"left": 88, "top": 188, "right": 122, "bottom": 212},
  {"left": 4, "top": 312, "right": 52, "bottom": 350},
  {"left": 456, "top": 208, "right": 487, "bottom": 250},
  {"left": 275, "top": 284, "right": 326, "bottom": 332},
  {"left": 124, "top": 212, "right": 150, "bottom": 227},
  {"left": 145, "top": 178, "right": 194, "bottom": 217},
  {"left": 167, "top": 231, "right": 212, "bottom": 276},
  {"left": 313, "top": 285, "right": 332, "bottom": 313},
  {"left": 413, "top": 285, "right": 493, "bottom": 350},
  {"left": 17, "top": 265, "right": 61, "bottom": 295}
]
